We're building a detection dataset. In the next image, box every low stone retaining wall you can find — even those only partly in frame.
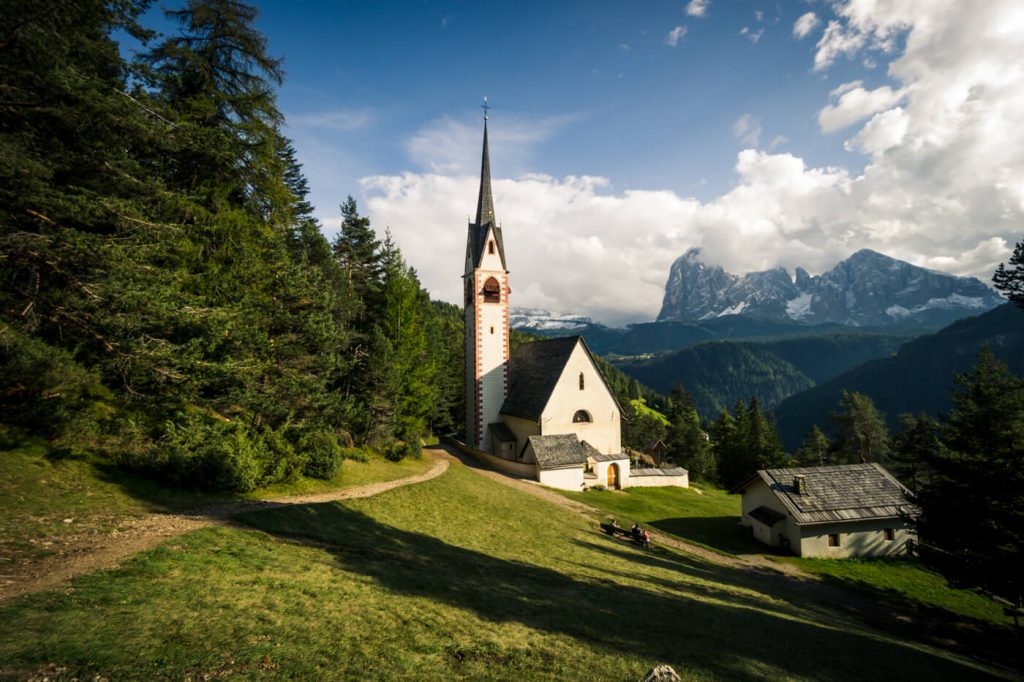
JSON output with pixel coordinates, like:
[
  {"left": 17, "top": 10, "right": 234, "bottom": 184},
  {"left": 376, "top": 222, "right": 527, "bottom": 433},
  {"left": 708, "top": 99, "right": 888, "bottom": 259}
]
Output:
[
  {"left": 441, "top": 435, "right": 537, "bottom": 478},
  {"left": 629, "top": 467, "right": 689, "bottom": 488}
]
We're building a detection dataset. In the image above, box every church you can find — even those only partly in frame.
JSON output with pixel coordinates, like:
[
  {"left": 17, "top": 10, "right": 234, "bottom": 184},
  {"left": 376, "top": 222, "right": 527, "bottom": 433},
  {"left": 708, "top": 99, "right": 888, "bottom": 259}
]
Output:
[{"left": 457, "top": 108, "right": 688, "bottom": 492}]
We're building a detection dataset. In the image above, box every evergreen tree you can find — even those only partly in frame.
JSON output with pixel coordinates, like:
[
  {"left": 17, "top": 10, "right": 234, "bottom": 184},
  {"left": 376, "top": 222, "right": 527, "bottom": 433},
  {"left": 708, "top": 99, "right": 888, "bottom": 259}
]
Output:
[
  {"left": 332, "top": 196, "right": 383, "bottom": 324},
  {"left": 992, "top": 236, "right": 1024, "bottom": 308},
  {"left": 794, "top": 425, "right": 830, "bottom": 467},
  {"left": 917, "top": 347, "right": 1024, "bottom": 600},
  {"left": 888, "top": 413, "right": 939, "bottom": 492},
  {"left": 665, "top": 385, "right": 714, "bottom": 481},
  {"left": 831, "top": 391, "right": 889, "bottom": 464}
]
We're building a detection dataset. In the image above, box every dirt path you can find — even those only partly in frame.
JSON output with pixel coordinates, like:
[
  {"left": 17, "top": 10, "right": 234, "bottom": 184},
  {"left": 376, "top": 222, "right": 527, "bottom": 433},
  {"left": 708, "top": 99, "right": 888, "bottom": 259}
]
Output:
[
  {"left": 432, "top": 445, "right": 1021, "bottom": 676},
  {"left": 0, "top": 454, "right": 449, "bottom": 605}
]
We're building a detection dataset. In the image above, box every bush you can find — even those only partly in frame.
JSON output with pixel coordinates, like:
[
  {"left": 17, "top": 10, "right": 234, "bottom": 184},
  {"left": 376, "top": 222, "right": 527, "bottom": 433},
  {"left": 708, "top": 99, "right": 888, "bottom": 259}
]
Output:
[
  {"left": 384, "top": 439, "right": 421, "bottom": 462},
  {"left": 300, "top": 429, "right": 343, "bottom": 480}
]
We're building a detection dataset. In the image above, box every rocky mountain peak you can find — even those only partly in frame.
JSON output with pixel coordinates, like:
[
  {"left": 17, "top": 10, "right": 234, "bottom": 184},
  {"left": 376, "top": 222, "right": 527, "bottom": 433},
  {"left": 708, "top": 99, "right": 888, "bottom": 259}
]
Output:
[{"left": 657, "top": 249, "right": 1004, "bottom": 328}]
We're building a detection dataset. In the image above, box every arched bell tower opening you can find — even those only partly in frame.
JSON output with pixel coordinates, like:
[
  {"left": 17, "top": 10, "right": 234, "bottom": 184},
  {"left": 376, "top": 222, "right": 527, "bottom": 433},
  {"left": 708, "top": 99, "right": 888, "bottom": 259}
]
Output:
[{"left": 464, "top": 101, "right": 510, "bottom": 451}]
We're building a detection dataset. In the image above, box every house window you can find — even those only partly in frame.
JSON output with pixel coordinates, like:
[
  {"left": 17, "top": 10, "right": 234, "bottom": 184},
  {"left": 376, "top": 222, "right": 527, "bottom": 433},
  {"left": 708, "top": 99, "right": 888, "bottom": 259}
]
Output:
[
  {"left": 482, "top": 277, "right": 500, "bottom": 303},
  {"left": 883, "top": 528, "right": 895, "bottom": 542},
  {"left": 488, "top": 241, "right": 495, "bottom": 254},
  {"left": 490, "top": 326, "right": 494, "bottom": 334},
  {"left": 579, "top": 372, "right": 585, "bottom": 390},
  {"left": 827, "top": 533, "right": 840, "bottom": 547},
  {"left": 573, "top": 410, "right": 592, "bottom": 423}
]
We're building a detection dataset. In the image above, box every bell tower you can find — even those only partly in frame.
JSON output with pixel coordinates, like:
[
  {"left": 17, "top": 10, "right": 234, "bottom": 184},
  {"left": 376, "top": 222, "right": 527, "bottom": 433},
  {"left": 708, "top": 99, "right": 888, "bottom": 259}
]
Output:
[{"left": 464, "top": 99, "right": 510, "bottom": 451}]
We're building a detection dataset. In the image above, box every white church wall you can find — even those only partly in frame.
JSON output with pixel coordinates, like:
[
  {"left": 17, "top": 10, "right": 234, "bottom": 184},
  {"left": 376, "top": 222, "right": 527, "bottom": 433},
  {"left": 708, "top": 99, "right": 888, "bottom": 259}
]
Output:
[
  {"left": 501, "top": 414, "right": 539, "bottom": 460},
  {"left": 589, "top": 458, "right": 630, "bottom": 490},
  {"left": 538, "top": 466, "right": 584, "bottom": 491},
  {"left": 541, "top": 343, "right": 621, "bottom": 455},
  {"left": 628, "top": 471, "right": 688, "bottom": 488}
]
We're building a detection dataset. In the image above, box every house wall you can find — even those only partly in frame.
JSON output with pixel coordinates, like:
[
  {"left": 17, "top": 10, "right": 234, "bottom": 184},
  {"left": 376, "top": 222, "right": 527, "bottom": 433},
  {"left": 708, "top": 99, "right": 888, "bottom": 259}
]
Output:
[
  {"left": 589, "top": 458, "right": 630, "bottom": 489},
  {"left": 540, "top": 344, "right": 621, "bottom": 455},
  {"left": 798, "top": 518, "right": 916, "bottom": 558},
  {"left": 739, "top": 479, "right": 801, "bottom": 550},
  {"left": 538, "top": 466, "right": 584, "bottom": 491},
  {"left": 501, "top": 414, "right": 539, "bottom": 461},
  {"left": 628, "top": 471, "right": 688, "bottom": 488}
]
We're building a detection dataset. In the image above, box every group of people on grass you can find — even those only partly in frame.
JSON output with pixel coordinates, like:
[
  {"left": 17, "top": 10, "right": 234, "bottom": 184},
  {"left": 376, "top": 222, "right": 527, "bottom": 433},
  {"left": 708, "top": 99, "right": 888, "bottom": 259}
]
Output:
[{"left": 608, "top": 518, "right": 650, "bottom": 547}]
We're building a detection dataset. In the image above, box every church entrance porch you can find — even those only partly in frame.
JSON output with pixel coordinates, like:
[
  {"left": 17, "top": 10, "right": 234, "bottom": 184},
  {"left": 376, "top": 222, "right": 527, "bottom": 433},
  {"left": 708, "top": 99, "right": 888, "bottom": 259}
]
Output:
[{"left": 608, "top": 463, "right": 621, "bottom": 490}]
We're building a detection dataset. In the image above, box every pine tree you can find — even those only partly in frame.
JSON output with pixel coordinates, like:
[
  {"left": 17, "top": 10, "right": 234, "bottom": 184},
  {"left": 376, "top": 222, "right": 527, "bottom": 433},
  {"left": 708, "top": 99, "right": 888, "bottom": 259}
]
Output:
[
  {"left": 665, "top": 384, "right": 714, "bottom": 481},
  {"left": 795, "top": 425, "right": 830, "bottom": 467},
  {"left": 332, "top": 196, "right": 383, "bottom": 325},
  {"left": 888, "top": 413, "right": 939, "bottom": 492},
  {"left": 992, "top": 237, "right": 1024, "bottom": 308},
  {"left": 831, "top": 391, "right": 889, "bottom": 464},
  {"left": 917, "top": 347, "right": 1024, "bottom": 600}
]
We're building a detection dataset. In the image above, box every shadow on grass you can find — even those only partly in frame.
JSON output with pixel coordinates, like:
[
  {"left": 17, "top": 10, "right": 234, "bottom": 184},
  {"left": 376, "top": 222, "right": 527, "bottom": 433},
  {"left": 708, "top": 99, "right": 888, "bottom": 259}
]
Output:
[
  {"left": 649, "top": 516, "right": 770, "bottom": 555},
  {"left": 236, "top": 502, "right": 998, "bottom": 682}
]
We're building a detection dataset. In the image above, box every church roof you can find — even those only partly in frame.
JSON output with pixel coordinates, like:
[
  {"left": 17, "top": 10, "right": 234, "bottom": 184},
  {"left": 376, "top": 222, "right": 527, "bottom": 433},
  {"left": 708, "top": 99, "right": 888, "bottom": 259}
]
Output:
[
  {"left": 500, "top": 336, "right": 622, "bottom": 421},
  {"left": 528, "top": 434, "right": 588, "bottom": 470},
  {"left": 466, "top": 118, "right": 507, "bottom": 271}
]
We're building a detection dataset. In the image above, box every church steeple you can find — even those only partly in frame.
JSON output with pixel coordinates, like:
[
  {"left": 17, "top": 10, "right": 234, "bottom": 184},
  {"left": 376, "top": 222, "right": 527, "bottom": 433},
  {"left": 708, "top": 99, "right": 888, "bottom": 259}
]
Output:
[{"left": 467, "top": 98, "right": 507, "bottom": 272}]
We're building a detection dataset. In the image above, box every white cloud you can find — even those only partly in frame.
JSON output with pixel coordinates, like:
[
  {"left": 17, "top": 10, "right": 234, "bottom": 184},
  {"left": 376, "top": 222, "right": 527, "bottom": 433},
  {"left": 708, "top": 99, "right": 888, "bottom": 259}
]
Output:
[
  {"left": 818, "top": 83, "right": 905, "bottom": 132},
  {"left": 685, "top": 0, "right": 708, "bottom": 18},
  {"left": 733, "top": 114, "right": 762, "bottom": 147},
  {"left": 288, "top": 108, "right": 373, "bottom": 132},
  {"left": 739, "top": 26, "right": 764, "bottom": 44},
  {"left": 665, "top": 25, "right": 687, "bottom": 47},
  {"left": 793, "top": 12, "right": 819, "bottom": 39},
  {"left": 755, "top": 10, "right": 764, "bottom": 23},
  {"left": 356, "top": 0, "right": 1021, "bottom": 325}
]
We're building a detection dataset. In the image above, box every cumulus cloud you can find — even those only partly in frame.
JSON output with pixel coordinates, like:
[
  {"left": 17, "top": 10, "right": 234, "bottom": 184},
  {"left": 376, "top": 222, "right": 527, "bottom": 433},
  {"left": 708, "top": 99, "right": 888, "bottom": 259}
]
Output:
[
  {"left": 357, "top": 0, "right": 1022, "bottom": 325},
  {"left": 793, "top": 12, "right": 819, "bottom": 39},
  {"left": 739, "top": 26, "right": 765, "bottom": 44},
  {"left": 665, "top": 25, "right": 687, "bottom": 47},
  {"left": 685, "top": 0, "right": 708, "bottom": 18},
  {"left": 818, "top": 82, "right": 905, "bottom": 132}
]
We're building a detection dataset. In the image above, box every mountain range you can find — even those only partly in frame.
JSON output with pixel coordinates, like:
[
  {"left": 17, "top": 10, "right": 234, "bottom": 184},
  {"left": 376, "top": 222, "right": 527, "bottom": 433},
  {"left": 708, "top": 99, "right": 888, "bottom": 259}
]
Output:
[{"left": 658, "top": 248, "right": 1003, "bottom": 328}]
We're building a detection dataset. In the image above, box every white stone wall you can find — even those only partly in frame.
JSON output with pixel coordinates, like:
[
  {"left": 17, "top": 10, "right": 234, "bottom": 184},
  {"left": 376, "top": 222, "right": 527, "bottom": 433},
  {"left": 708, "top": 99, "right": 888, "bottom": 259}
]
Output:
[
  {"left": 739, "top": 478, "right": 801, "bottom": 550},
  {"left": 538, "top": 466, "right": 585, "bottom": 491},
  {"left": 628, "top": 472, "right": 688, "bottom": 488},
  {"left": 798, "top": 519, "right": 916, "bottom": 558},
  {"left": 501, "top": 415, "right": 539, "bottom": 460},
  {"left": 540, "top": 343, "right": 621, "bottom": 455},
  {"left": 590, "top": 458, "right": 630, "bottom": 489}
]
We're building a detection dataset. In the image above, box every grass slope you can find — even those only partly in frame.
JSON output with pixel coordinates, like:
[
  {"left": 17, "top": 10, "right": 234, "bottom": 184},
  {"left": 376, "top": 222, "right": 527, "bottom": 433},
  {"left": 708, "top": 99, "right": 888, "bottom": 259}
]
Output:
[
  {"left": 0, "top": 461, "right": 1003, "bottom": 680},
  {"left": 562, "top": 485, "right": 1010, "bottom": 627}
]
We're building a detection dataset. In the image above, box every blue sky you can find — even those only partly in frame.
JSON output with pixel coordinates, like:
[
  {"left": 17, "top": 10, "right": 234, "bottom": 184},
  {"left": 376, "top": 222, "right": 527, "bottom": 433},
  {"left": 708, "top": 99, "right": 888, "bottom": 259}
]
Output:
[{"left": 126, "top": 1, "right": 1024, "bottom": 325}]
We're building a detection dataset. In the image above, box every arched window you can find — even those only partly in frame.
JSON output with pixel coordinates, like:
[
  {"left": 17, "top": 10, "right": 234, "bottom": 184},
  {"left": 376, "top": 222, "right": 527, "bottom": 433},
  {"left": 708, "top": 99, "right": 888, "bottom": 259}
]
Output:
[
  {"left": 488, "top": 240, "right": 495, "bottom": 254},
  {"left": 482, "top": 277, "right": 500, "bottom": 303},
  {"left": 579, "top": 372, "right": 585, "bottom": 390},
  {"left": 573, "top": 410, "right": 592, "bottom": 423}
]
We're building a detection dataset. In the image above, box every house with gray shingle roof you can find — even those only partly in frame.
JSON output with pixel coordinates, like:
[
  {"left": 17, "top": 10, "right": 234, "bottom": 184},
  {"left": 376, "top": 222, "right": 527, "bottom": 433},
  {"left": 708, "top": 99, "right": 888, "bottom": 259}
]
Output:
[{"left": 731, "top": 463, "right": 918, "bottom": 557}]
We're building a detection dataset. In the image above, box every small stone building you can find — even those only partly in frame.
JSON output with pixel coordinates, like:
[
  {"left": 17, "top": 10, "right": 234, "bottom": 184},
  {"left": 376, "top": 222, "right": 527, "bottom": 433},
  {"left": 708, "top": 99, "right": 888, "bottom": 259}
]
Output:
[{"left": 731, "top": 463, "right": 917, "bottom": 557}]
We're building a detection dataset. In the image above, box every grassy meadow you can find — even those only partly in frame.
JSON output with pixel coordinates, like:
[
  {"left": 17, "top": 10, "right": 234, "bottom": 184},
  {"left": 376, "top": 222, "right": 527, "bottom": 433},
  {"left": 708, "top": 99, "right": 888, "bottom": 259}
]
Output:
[
  {"left": 0, "top": 455, "right": 1009, "bottom": 681},
  {"left": 563, "top": 484, "right": 1012, "bottom": 628}
]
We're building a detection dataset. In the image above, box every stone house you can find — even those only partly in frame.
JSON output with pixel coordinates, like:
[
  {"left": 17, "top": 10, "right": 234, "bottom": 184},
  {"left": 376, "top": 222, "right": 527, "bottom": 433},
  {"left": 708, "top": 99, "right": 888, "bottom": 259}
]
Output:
[{"left": 731, "top": 463, "right": 917, "bottom": 557}]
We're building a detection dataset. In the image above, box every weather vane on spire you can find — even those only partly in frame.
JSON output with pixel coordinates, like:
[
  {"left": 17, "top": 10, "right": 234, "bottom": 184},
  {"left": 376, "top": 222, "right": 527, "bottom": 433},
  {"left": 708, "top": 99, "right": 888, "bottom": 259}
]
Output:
[{"left": 481, "top": 96, "right": 490, "bottom": 121}]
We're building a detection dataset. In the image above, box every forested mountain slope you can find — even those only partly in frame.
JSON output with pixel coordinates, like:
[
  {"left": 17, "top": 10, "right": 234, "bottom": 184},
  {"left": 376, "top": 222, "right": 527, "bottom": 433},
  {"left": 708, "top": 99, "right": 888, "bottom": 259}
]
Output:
[{"left": 773, "top": 304, "right": 1024, "bottom": 449}]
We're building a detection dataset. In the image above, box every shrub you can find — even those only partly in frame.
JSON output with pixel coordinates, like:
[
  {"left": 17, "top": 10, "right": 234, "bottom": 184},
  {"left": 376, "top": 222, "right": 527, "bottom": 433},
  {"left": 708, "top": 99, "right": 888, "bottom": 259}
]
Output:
[
  {"left": 300, "top": 429, "right": 343, "bottom": 480},
  {"left": 384, "top": 439, "right": 421, "bottom": 462}
]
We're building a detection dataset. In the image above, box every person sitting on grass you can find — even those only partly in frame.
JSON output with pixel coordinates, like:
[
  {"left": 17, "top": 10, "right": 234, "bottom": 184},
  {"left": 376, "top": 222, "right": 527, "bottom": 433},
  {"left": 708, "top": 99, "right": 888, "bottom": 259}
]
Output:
[
  {"left": 631, "top": 523, "right": 641, "bottom": 541},
  {"left": 641, "top": 529, "right": 650, "bottom": 547}
]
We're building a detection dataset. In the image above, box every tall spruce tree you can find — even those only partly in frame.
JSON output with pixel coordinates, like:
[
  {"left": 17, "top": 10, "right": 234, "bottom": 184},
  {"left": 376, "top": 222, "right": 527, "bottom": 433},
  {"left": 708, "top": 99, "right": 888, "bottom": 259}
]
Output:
[
  {"left": 665, "top": 385, "right": 715, "bottom": 481},
  {"left": 831, "top": 391, "right": 890, "bottom": 464},
  {"left": 917, "top": 347, "right": 1024, "bottom": 601},
  {"left": 992, "top": 237, "right": 1024, "bottom": 308},
  {"left": 795, "top": 425, "right": 830, "bottom": 467}
]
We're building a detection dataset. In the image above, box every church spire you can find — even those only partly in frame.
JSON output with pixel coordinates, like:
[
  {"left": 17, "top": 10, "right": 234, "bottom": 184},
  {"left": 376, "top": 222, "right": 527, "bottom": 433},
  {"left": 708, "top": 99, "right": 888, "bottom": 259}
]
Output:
[
  {"left": 475, "top": 99, "right": 496, "bottom": 229},
  {"left": 467, "top": 97, "right": 507, "bottom": 272}
]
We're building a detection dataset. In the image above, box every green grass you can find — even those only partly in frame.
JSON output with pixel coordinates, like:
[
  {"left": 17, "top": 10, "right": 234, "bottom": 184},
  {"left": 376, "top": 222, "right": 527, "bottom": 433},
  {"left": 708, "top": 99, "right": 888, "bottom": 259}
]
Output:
[
  {"left": 0, "top": 462, "right": 1007, "bottom": 681},
  {"left": 563, "top": 483, "right": 765, "bottom": 554},
  {"left": 0, "top": 440, "right": 431, "bottom": 566},
  {"left": 781, "top": 557, "right": 1010, "bottom": 627},
  {"left": 562, "top": 484, "right": 1013, "bottom": 630},
  {"left": 630, "top": 397, "right": 670, "bottom": 425}
]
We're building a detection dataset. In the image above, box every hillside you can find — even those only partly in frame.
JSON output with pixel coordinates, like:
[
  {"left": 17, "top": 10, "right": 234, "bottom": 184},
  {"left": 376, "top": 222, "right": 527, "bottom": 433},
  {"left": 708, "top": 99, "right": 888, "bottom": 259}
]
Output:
[
  {"left": 0, "top": 444, "right": 1011, "bottom": 680},
  {"left": 617, "top": 333, "right": 905, "bottom": 418},
  {"left": 773, "top": 304, "right": 1024, "bottom": 449}
]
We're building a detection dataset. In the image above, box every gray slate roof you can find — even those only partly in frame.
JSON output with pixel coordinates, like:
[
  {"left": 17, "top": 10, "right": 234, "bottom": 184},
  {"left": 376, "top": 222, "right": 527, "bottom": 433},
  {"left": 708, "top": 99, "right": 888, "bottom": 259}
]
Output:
[
  {"left": 528, "top": 434, "right": 588, "bottom": 470},
  {"left": 488, "top": 421, "right": 516, "bottom": 443},
  {"left": 631, "top": 467, "right": 688, "bottom": 477},
  {"left": 500, "top": 336, "right": 580, "bottom": 420},
  {"left": 500, "top": 336, "right": 622, "bottom": 421},
  {"left": 588, "top": 452, "right": 626, "bottom": 463},
  {"left": 735, "top": 463, "right": 918, "bottom": 526}
]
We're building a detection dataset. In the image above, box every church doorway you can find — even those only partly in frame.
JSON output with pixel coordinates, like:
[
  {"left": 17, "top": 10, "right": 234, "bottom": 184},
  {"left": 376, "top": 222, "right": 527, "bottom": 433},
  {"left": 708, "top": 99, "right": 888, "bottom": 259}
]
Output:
[{"left": 607, "top": 463, "right": 621, "bottom": 490}]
